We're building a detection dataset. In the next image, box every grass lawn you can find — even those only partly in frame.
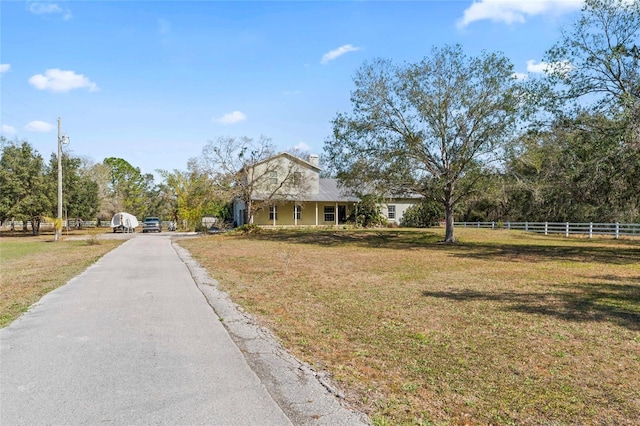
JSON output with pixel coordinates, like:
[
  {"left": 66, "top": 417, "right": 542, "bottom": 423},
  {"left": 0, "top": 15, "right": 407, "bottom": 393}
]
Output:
[
  {"left": 176, "top": 227, "right": 640, "bottom": 426},
  {"left": 0, "top": 231, "right": 125, "bottom": 327}
]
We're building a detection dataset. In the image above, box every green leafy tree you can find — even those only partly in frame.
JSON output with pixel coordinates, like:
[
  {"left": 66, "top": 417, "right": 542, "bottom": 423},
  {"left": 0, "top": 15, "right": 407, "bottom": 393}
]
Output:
[
  {"left": 0, "top": 138, "right": 52, "bottom": 235},
  {"left": 347, "top": 194, "right": 385, "bottom": 228},
  {"left": 505, "top": 113, "right": 640, "bottom": 222},
  {"left": 158, "top": 159, "right": 226, "bottom": 231},
  {"left": 324, "top": 45, "right": 523, "bottom": 242},
  {"left": 48, "top": 153, "right": 99, "bottom": 221},
  {"left": 102, "top": 157, "right": 155, "bottom": 218},
  {"left": 400, "top": 198, "right": 444, "bottom": 228},
  {"left": 81, "top": 161, "right": 113, "bottom": 222},
  {"left": 454, "top": 170, "right": 509, "bottom": 223}
]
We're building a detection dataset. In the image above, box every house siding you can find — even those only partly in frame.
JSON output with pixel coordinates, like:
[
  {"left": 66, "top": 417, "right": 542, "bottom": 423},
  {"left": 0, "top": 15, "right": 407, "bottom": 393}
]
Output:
[
  {"left": 381, "top": 200, "right": 418, "bottom": 225},
  {"left": 251, "top": 201, "right": 355, "bottom": 226}
]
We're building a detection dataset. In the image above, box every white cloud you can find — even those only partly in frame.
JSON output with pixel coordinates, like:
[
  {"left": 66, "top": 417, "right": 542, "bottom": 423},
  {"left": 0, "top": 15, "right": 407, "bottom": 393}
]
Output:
[
  {"left": 0, "top": 64, "right": 10, "bottom": 74},
  {"left": 293, "top": 142, "right": 311, "bottom": 152},
  {"left": 526, "top": 59, "right": 573, "bottom": 75},
  {"left": 29, "top": 69, "right": 98, "bottom": 93},
  {"left": 25, "top": 120, "right": 54, "bottom": 132},
  {"left": 321, "top": 44, "right": 360, "bottom": 64},
  {"left": 213, "top": 111, "right": 247, "bottom": 125},
  {"left": 2, "top": 124, "right": 16, "bottom": 134},
  {"left": 29, "top": 2, "right": 62, "bottom": 14},
  {"left": 457, "top": 0, "right": 583, "bottom": 28},
  {"left": 28, "top": 2, "right": 72, "bottom": 19}
]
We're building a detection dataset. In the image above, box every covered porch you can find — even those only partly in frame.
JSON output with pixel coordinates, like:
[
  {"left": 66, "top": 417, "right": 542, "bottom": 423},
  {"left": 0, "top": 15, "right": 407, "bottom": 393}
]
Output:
[{"left": 251, "top": 201, "right": 353, "bottom": 226}]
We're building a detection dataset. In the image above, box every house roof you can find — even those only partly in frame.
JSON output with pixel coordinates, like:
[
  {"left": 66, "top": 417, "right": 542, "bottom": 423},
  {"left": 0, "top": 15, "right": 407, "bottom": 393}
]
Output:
[
  {"left": 249, "top": 151, "right": 321, "bottom": 173},
  {"left": 314, "top": 180, "right": 422, "bottom": 202},
  {"left": 307, "top": 178, "right": 360, "bottom": 202},
  {"left": 251, "top": 178, "right": 360, "bottom": 203},
  {"left": 244, "top": 151, "right": 423, "bottom": 203}
]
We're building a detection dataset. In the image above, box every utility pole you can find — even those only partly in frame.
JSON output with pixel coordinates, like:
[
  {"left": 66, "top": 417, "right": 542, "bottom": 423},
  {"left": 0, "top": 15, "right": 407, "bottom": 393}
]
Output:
[
  {"left": 55, "top": 118, "right": 69, "bottom": 242},
  {"left": 55, "top": 118, "right": 62, "bottom": 241}
]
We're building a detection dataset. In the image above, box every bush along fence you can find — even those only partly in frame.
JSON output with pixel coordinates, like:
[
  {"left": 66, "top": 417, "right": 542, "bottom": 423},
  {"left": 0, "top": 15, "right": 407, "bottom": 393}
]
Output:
[{"left": 454, "top": 221, "right": 640, "bottom": 239}]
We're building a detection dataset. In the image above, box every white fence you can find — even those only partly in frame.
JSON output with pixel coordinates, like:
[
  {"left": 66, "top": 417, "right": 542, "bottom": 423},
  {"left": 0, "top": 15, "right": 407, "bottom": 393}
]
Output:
[
  {"left": 0, "top": 220, "right": 112, "bottom": 231},
  {"left": 1, "top": 220, "right": 175, "bottom": 231},
  {"left": 454, "top": 221, "right": 640, "bottom": 239}
]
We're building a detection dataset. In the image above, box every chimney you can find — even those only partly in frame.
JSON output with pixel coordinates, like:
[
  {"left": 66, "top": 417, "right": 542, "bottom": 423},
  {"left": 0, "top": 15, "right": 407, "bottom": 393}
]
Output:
[{"left": 308, "top": 154, "right": 319, "bottom": 167}]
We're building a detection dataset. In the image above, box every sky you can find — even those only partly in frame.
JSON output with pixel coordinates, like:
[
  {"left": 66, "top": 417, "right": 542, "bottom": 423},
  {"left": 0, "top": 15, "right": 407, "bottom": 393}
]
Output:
[{"left": 1, "top": 0, "right": 585, "bottom": 180}]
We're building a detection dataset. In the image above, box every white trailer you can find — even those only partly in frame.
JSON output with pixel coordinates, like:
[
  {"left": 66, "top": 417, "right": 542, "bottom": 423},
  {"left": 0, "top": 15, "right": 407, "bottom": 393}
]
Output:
[{"left": 110, "top": 212, "right": 139, "bottom": 233}]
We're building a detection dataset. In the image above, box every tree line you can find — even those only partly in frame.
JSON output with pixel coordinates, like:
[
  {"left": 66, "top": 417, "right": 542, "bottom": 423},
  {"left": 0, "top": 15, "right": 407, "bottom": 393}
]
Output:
[
  {"left": 325, "top": 0, "right": 639, "bottom": 242},
  {"left": 0, "top": 134, "right": 296, "bottom": 234},
  {"left": 0, "top": 140, "right": 168, "bottom": 234}
]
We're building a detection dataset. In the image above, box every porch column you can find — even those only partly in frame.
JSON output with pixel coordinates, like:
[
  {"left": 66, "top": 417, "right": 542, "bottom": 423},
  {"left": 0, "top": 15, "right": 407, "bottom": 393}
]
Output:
[
  {"left": 315, "top": 203, "right": 318, "bottom": 226},
  {"left": 335, "top": 202, "right": 338, "bottom": 225}
]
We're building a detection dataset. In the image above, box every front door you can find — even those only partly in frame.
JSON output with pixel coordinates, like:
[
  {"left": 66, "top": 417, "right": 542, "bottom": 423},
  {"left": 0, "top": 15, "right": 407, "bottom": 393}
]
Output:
[{"left": 338, "top": 205, "right": 347, "bottom": 224}]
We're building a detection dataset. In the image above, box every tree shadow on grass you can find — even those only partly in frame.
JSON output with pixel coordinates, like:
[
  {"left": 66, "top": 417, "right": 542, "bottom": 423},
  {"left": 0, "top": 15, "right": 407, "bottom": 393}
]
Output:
[
  {"left": 422, "top": 281, "right": 640, "bottom": 331},
  {"left": 239, "top": 229, "right": 640, "bottom": 265},
  {"left": 445, "top": 240, "right": 640, "bottom": 265},
  {"left": 243, "top": 229, "right": 443, "bottom": 248}
]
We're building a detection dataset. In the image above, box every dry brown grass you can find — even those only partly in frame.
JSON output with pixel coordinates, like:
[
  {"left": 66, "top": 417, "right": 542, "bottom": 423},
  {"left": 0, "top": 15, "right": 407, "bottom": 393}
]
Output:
[
  {"left": 0, "top": 232, "right": 125, "bottom": 327},
  {"left": 176, "top": 227, "right": 640, "bottom": 426}
]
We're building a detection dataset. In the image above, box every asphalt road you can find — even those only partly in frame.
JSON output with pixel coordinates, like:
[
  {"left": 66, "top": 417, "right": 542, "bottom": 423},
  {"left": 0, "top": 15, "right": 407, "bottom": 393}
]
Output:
[{"left": 1, "top": 233, "right": 367, "bottom": 425}]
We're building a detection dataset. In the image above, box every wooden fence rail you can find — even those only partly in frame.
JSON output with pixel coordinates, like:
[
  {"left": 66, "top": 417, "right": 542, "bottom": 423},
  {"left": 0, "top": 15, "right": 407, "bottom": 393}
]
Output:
[{"left": 454, "top": 221, "right": 640, "bottom": 239}]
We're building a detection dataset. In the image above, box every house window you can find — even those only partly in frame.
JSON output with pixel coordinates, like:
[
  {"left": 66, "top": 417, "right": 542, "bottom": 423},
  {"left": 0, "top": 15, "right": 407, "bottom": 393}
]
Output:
[
  {"left": 292, "top": 171, "right": 302, "bottom": 185},
  {"left": 294, "top": 205, "right": 302, "bottom": 220},
  {"left": 269, "top": 171, "right": 277, "bottom": 185},
  {"left": 269, "top": 205, "right": 278, "bottom": 220},
  {"left": 324, "top": 206, "right": 335, "bottom": 222},
  {"left": 388, "top": 205, "right": 396, "bottom": 220}
]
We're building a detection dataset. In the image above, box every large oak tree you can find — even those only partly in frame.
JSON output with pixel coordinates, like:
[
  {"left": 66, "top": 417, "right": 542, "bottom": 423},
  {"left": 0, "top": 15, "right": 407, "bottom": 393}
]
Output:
[
  {"left": 324, "top": 44, "right": 523, "bottom": 242},
  {"left": 47, "top": 153, "right": 99, "bottom": 222}
]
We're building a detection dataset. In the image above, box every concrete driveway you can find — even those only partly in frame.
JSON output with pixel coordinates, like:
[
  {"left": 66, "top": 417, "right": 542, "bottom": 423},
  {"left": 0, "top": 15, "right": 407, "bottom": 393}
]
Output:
[{"left": 0, "top": 233, "right": 367, "bottom": 425}]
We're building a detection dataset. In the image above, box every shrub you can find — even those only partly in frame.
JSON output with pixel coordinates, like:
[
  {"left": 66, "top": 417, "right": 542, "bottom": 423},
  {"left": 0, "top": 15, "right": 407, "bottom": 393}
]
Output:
[
  {"left": 401, "top": 199, "right": 443, "bottom": 228},
  {"left": 86, "top": 228, "right": 101, "bottom": 246},
  {"left": 348, "top": 195, "right": 386, "bottom": 228},
  {"left": 235, "top": 223, "right": 261, "bottom": 234}
]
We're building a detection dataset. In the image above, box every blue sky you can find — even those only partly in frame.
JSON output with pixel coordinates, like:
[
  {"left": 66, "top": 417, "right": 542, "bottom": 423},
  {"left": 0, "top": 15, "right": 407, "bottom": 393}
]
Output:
[{"left": 1, "top": 0, "right": 584, "bottom": 179}]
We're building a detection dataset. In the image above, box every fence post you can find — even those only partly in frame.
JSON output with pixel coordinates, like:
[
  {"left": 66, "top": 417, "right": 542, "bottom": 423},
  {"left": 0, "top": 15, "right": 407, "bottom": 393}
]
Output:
[
  {"left": 545, "top": 222, "right": 548, "bottom": 236},
  {"left": 589, "top": 222, "right": 593, "bottom": 239},
  {"left": 565, "top": 222, "right": 569, "bottom": 237},
  {"left": 525, "top": 221, "right": 528, "bottom": 231},
  {"left": 615, "top": 222, "right": 619, "bottom": 239},
  {"left": 477, "top": 221, "right": 480, "bottom": 228},
  {"left": 507, "top": 222, "right": 510, "bottom": 230},
  {"left": 491, "top": 221, "right": 495, "bottom": 230}
]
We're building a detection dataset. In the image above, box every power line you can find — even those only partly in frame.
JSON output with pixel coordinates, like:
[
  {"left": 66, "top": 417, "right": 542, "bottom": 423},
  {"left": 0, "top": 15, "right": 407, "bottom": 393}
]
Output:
[{"left": 1, "top": 87, "right": 54, "bottom": 125}]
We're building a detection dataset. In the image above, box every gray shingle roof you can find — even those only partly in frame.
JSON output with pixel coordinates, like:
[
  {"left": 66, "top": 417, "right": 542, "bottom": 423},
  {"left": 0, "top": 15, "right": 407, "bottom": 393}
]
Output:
[{"left": 305, "top": 178, "right": 360, "bottom": 202}]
